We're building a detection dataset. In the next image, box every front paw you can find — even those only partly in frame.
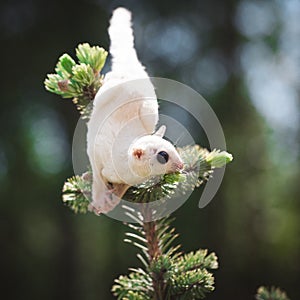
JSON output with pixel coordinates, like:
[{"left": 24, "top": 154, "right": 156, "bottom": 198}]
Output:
[{"left": 89, "top": 188, "right": 121, "bottom": 215}]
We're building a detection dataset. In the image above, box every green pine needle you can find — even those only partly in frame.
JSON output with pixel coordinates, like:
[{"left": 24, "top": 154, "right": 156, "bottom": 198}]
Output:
[
  {"left": 206, "top": 149, "right": 233, "bottom": 168},
  {"left": 72, "top": 63, "right": 95, "bottom": 86},
  {"left": 62, "top": 173, "right": 91, "bottom": 214},
  {"left": 113, "top": 215, "right": 218, "bottom": 300},
  {"left": 76, "top": 43, "right": 108, "bottom": 73},
  {"left": 256, "top": 286, "right": 290, "bottom": 300},
  {"left": 55, "top": 53, "right": 76, "bottom": 78},
  {"left": 112, "top": 272, "right": 152, "bottom": 300},
  {"left": 44, "top": 43, "right": 107, "bottom": 118}
]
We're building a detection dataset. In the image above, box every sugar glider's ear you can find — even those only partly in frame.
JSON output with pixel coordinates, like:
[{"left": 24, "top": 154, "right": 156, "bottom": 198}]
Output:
[
  {"left": 132, "top": 148, "right": 145, "bottom": 160},
  {"left": 154, "top": 125, "right": 166, "bottom": 137}
]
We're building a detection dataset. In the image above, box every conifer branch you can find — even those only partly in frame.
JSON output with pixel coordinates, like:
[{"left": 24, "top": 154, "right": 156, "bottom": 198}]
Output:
[
  {"left": 45, "top": 43, "right": 232, "bottom": 300},
  {"left": 45, "top": 43, "right": 107, "bottom": 119},
  {"left": 45, "top": 36, "right": 291, "bottom": 300}
]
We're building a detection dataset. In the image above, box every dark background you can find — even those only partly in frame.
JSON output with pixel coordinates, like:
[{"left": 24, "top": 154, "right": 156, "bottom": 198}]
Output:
[{"left": 1, "top": 0, "right": 299, "bottom": 299}]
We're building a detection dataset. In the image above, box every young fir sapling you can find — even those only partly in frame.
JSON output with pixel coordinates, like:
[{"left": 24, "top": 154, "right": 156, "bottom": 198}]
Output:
[
  {"left": 44, "top": 8, "right": 290, "bottom": 300},
  {"left": 45, "top": 41, "right": 231, "bottom": 299}
]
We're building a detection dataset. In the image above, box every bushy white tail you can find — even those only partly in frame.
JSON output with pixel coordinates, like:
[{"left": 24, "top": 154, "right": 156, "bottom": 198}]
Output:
[{"left": 108, "top": 7, "right": 147, "bottom": 77}]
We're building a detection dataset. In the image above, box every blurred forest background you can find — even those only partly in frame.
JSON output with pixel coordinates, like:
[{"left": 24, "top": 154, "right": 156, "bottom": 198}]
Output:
[{"left": 1, "top": 0, "right": 299, "bottom": 299}]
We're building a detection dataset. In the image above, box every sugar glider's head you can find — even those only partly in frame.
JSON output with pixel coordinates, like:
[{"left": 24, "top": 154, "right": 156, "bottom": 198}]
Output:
[{"left": 128, "top": 126, "right": 183, "bottom": 181}]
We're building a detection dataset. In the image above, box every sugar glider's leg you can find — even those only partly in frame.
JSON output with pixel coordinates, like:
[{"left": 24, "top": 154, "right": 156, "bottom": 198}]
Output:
[
  {"left": 88, "top": 175, "right": 107, "bottom": 214},
  {"left": 88, "top": 175, "right": 129, "bottom": 215},
  {"left": 88, "top": 174, "right": 118, "bottom": 214},
  {"left": 112, "top": 183, "right": 130, "bottom": 199}
]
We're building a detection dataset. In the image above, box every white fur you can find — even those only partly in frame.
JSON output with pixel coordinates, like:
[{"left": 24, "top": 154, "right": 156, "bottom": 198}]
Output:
[{"left": 87, "top": 7, "right": 182, "bottom": 214}]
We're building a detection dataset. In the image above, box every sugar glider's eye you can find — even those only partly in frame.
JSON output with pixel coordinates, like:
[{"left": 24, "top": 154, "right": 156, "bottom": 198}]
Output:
[{"left": 157, "top": 151, "right": 169, "bottom": 164}]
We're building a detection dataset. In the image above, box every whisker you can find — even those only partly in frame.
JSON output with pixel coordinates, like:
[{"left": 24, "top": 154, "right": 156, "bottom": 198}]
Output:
[{"left": 174, "top": 132, "right": 185, "bottom": 147}]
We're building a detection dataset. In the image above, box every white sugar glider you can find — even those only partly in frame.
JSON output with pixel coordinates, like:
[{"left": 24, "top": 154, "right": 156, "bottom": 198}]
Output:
[{"left": 87, "top": 7, "right": 183, "bottom": 214}]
